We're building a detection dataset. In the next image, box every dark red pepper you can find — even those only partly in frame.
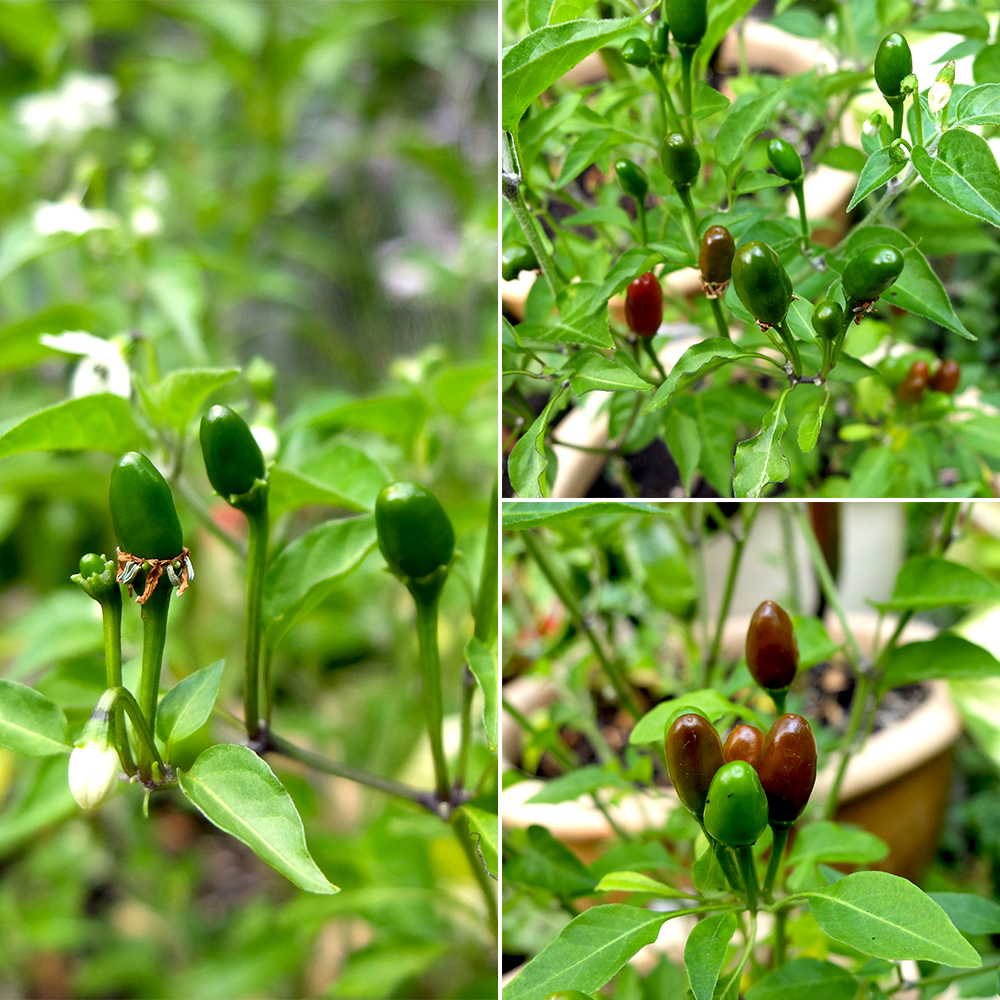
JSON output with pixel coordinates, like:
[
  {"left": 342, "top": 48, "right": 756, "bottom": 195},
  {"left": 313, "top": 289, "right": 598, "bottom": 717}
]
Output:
[
  {"left": 625, "top": 271, "right": 663, "bottom": 338},
  {"left": 723, "top": 724, "right": 763, "bottom": 766},
  {"left": 755, "top": 713, "right": 817, "bottom": 825},
  {"left": 665, "top": 712, "right": 724, "bottom": 820},
  {"left": 929, "top": 359, "right": 960, "bottom": 394},
  {"left": 746, "top": 600, "right": 798, "bottom": 692}
]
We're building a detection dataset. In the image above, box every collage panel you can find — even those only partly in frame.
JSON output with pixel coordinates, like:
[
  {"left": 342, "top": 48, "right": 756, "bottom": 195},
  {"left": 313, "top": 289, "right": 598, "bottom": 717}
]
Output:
[
  {"left": 0, "top": 3, "right": 498, "bottom": 1000},
  {"left": 501, "top": 0, "right": 1000, "bottom": 500},
  {"left": 501, "top": 499, "right": 1000, "bottom": 999}
]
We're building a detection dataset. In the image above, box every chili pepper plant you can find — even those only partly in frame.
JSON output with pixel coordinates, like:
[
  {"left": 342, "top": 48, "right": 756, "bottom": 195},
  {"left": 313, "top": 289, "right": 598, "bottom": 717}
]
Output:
[
  {"left": 502, "top": 0, "right": 1000, "bottom": 498},
  {"left": 502, "top": 500, "right": 1000, "bottom": 999}
]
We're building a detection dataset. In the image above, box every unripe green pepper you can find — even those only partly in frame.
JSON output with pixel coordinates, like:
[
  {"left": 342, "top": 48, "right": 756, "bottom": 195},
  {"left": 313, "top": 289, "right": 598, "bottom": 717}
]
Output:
[
  {"left": 660, "top": 132, "right": 700, "bottom": 188},
  {"left": 200, "top": 405, "right": 266, "bottom": 498},
  {"left": 621, "top": 37, "right": 652, "bottom": 67},
  {"left": 703, "top": 760, "right": 769, "bottom": 847},
  {"left": 874, "top": 33, "right": 912, "bottom": 98},
  {"left": 110, "top": 452, "right": 183, "bottom": 559},
  {"left": 625, "top": 271, "right": 663, "bottom": 337},
  {"left": 615, "top": 158, "right": 649, "bottom": 201},
  {"left": 375, "top": 482, "right": 455, "bottom": 582},
  {"left": 746, "top": 600, "right": 798, "bottom": 692},
  {"left": 664, "top": 0, "right": 707, "bottom": 47},
  {"left": 502, "top": 242, "right": 538, "bottom": 281},
  {"left": 72, "top": 552, "right": 119, "bottom": 605},
  {"left": 665, "top": 712, "right": 724, "bottom": 820},
  {"left": 698, "top": 225, "right": 735, "bottom": 287},
  {"left": 652, "top": 21, "right": 670, "bottom": 57},
  {"left": 929, "top": 359, "right": 960, "bottom": 394},
  {"left": 755, "top": 714, "right": 817, "bottom": 825},
  {"left": 723, "top": 724, "right": 763, "bottom": 766},
  {"left": 812, "top": 299, "right": 844, "bottom": 341},
  {"left": 841, "top": 245, "right": 904, "bottom": 304},
  {"left": 731, "top": 242, "right": 793, "bottom": 327},
  {"left": 767, "top": 138, "right": 804, "bottom": 183}
]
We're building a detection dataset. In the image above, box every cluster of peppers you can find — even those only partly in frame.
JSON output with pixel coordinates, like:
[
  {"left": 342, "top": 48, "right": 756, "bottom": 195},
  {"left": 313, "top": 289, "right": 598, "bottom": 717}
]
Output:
[
  {"left": 893, "top": 357, "right": 961, "bottom": 405},
  {"left": 665, "top": 600, "right": 816, "bottom": 911},
  {"left": 69, "top": 398, "right": 458, "bottom": 811}
]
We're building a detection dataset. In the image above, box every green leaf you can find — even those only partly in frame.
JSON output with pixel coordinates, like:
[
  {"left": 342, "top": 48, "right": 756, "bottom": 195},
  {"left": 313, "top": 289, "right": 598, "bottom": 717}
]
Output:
[
  {"left": 501, "top": 501, "right": 661, "bottom": 530},
  {"left": 0, "top": 220, "right": 79, "bottom": 285},
  {"left": 693, "top": 80, "right": 731, "bottom": 119},
  {"left": 917, "top": 9, "right": 990, "bottom": 39},
  {"left": 465, "top": 637, "right": 497, "bottom": 752},
  {"left": 697, "top": 0, "right": 757, "bottom": 68},
  {"left": 140, "top": 367, "right": 239, "bottom": 433},
  {"left": 0, "top": 305, "right": 97, "bottom": 373},
  {"left": 912, "top": 130, "right": 1000, "bottom": 229},
  {"left": 500, "top": 904, "right": 670, "bottom": 1000},
  {"left": 745, "top": 958, "right": 859, "bottom": 1000},
  {"left": 847, "top": 447, "right": 894, "bottom": 499},
  {"left": 686, "top": 912, "right": 737, "bottom": 1000},
  {"left": 954, "top": 83, "right": 1000, "bottom": 125},
  {"left": 146, "top": 257, "right": 208, "bottom": 363},
  {"left": 268, "top": 443, "right": 388, "bottom": 516},
  {"left": 595, "top": 871, "right": 693, "bottom": 897},
  {"left": 880, "top": 633, "right": 1000, "bottom": 694},
  {"left": 262, "top": 515, "right": 377, "bottom": 651},
  {"left": 875, "top": 556, "right": 1000, "bottom": 612},
  {"left": 501, "top": 15, "right": 644, "bottom": 131},
  {"left": 736, "top": 169, "right": 786, "bottom": 194},
  {"left": 927, "top": 892, "right": 1000, "bottom": 935},
  {"left": 0, "top": 756, "right": 77, "bottom": 857},
  {"left": 583, "top": 247, "right": 664, "bottom": 312},
  {"left": 178, "top": 743, "right": 338, "bottom": 894},
  {"left": 155, "top": 660, "right": 224, "bottom": 747},
  {"left": 733, "top": 388, "right": 791, "bottom": 498},
  {"left": 715, "top": 86, "right": 787, "bottom": 169},
  {"left": 792, "top": 616, "right": 839, "bottom": 670},
  {"left": 525, "top": 764, "right": 634, "bottom": 805},
  {"left": 840, "top": 225, "right": 974, "bottom": 340},
  {"left": 644, "top": 338, "right": 776, "bottom": 413},
  {"left": 663, "top": 408, "right": 701, "bottom": 495},
  {"left": 797, "top": 389, "right": 829, "bottom": 454},
  {"left": 432, "top": 362, "right": 495, "bottom": 417},
  {"left": 0, "top": 394, "right": 145, "bottom": 460},
  {"left": 308, "top": 395, "right": 429, "bottom": 454},
  {"left": 847, "top": 149, "right": 905, "bottom": 211},
  {"left": 505, "top": 824, "right": 597, "bottom": 897},
  {"left": 568, "top": 353, "right": 651, "bottom": 394},
  {"left": 973, "top": 45, "right": 1000, "bottom": 85},
  {"left": 957, "top": 413, "right": 1000, "bottom": 459},
  {"left": 0, "top": 679, "right": 70, "bottom": 756},
  {"left": 630, "top": 689, "right": 763, "bottom": 745},
  {"left": 508, "top": 390, "right": 568, "bottom": 498},
  {"left": 460, "top": 804, "right": 498, "bottom": 879},
  {"left": 804, "top": 871, "right": 981, "bottom": 966},
  {"left": 787, "top": 821, "right": 889, "bottom": 890}
]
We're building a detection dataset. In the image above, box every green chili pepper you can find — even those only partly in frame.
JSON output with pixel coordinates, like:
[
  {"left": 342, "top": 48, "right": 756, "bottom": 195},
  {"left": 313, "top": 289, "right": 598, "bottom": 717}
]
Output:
[
  {"left": 664, "top": 0, "right": 707, "bottom": 47},
  {"left": 731, "top": 242, "right": 793, "bottom": 327},
  {"left": 746, "top": 600, "right": 799, "bottom": 693},
  {"left": 110, "top": 452, "right": 183, "bottom": 559},
  {"left": 375, "top": 482, "right": 455, "bottom": 583},
  {"left": 652, "top": 21, "right": 670, "bottom": 57},
  {"left": 698, "top": 225, "right": 735, "bottom": 286},
  {"left": 841, "top": 245, "right": 904, "bottom": 304},
  {"left": 615, "top": 158, "right": 649, "bottom": 201},
  {"left": 621, "top": 37, "right": 652, "bottom": 67},
  {"left": 755, "top": 713, "right": 817, "bottom": 825},
  {"left": 723, "top": 724, "right": 763, "bottom": 766},
  {"left": 812, "top": 300, "right": 844, "bottom": 341},
  {"left": 665, "top": 712, "right": 724, "bottom": 821},
  {"left": 703, "top": 760, "right": 769, "bottom": 847},
  {"left": 660, "top": 132, "right": 700, "bottom": 189},
  {"left": 200, "top": 405, "right": 266, "bottom": 499},
  {"left": 502, "top": 242, "right": 538, "bottom": 281},
  {"left": 874, "top": 33, "right": 912, "bottom": 98},
  {"left": 767, "top": 138, "right": 804, "bottom": 183}
]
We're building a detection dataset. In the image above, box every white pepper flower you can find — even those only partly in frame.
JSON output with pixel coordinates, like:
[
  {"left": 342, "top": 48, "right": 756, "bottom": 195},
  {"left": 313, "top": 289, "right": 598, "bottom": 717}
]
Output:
[{"left": 68, "top": 741, "right": 120, "bottom": 811}]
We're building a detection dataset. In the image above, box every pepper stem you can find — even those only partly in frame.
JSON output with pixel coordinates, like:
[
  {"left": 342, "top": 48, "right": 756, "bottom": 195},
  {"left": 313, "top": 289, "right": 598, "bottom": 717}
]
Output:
[
  {"left": 791, "top": 179, "right": 809, "bottom": 249},
  {"left": 706, "top": 831, "right": 744, "bottom": 894},
  {"left": 243, "top": 497, "right": 270, "bottom": 740},
  {"left": 770, "top": 688, "right": 788, "bottom": 716},
  {"left": 763, "top": 823, "right": 791, "bottom": 898},
  {"left": 641, "top": 337, "right": 668, "bottom": 381},
  {"left": 887, "top": 94, "right": 905, "bottom": 141},
  {"left": 734, "top": 845, "right": 760, "bottom": 912},
  {"left": 414, "top": 592, "right": 451, "bottom": 803},
  {"left": 102, "top": 582, "right": 135, "bottom": 775},
  {"left": 679, "top": 45, "right": 696, "bottom": 140},
  {"left": 138, "top": 578, "right": 171, "bottom": 781},
  {"left": 775, "top": 319, "right": 803, "bottom": 378}
]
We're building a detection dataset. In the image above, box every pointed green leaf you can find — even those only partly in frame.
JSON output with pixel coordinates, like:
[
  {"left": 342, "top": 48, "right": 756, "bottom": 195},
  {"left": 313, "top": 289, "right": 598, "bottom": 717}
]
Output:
[
  {"left": 460, "top": 804, "right": 498, "bottom": 879},
  {"left": 178, "top": 743, "right": 338, "bottom": 894},
  {"left": 141, "top": 367, "right": 239, "bottom": 433},
  {"left": 269, "top": 443, "right": 388, "bottom": 516},
  {"left": 880, "top": 633, "right": 1000, "bottom": 693},
  {"left": 465, "top": 637, "right": 497, "bottom": 751},
  {"left": 568, "top": 353, "right": 652, "bottom": 393},
  {"left": 733, "top": 388, "right": 791, "bottom": 498},
  {"left": 954, "top": 83, "right": 1000, "bottom": 126},
  {"left": 0, "top": 679, "right": 70, "bottom": 756},
  {"left": 156, "top": 660, "right": 224, "bottom": 746},
  {"left": 848, "top": 149, "right": 905, "bottom": 211},
  {"left": 875, "top": 556, "right": 1000, "bottom": 611},
  {"left": 501, "top": 501, "right": 661, "bottom": 530},
  {"left": 508, "top": 390, "right": 568, "bottom": 498},
  {"left": 715, "top": 86, "right": 787, "bottom": 169},
  {"left": 797, "top": 389, "right": 829, "bottom": 454},
  {"left": 595, "top": 871, "right": 693, "bottom": 897},
  {"left": 745, "top": 958, "right": 859, "bottom": 1000},
  {"left": 686, "top": 912, "right": 738, "bottom": 1000},
  {"left": 912, "top": 130, "right": 1000, "bottom": 229}
]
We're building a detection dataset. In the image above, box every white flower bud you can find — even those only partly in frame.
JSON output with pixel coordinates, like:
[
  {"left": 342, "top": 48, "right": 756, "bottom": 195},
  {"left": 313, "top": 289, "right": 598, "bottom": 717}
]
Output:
[
  {"left": 863, "top": 112, "right": 883, "bottom": 137},
  {"left": 68, "top": 741, "right": 119, "bottom": 810},
  {"left": 928, "top": 80, "right": 952, "bottom": 115}
]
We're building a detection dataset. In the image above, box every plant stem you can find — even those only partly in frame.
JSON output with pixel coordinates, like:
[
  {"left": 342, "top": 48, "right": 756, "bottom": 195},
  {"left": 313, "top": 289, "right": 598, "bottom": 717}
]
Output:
[
  {"left": 912, "top": 93, "right": 925, "bottom": 147},
  {"left": 792, "top": 180, "right": 809, "bottom": 248},
  {"left": 109, "top": 685, "right": 165, "bottom": 780},
  {"left": 138, "top": 579, "right": 171, "bottom": 781},
  {"left": 824, "top": 668, "right": 872, "bottom": 821},
  {"left": 887, "top": 95, "right": 904, "bottom": 141},
  {"left": 719, "top": 912, "right": 757, "bottom": 996},
  {"left": 775, "top": 319, "right": 802, "bottom": 378},
  {"left": 677, "top": 187, "right": 701, "bottom": 248},
  {"left": 415, "top": 595, "right": 451, "bottom": 802},
  {"left": 503, "top": 177, "right": 564, "bottom": 296},
  {"left": 704, "top": 504, "right": 758, "bottom": 686},
  {"left": 709, "top": 297, "right": 731, "bottom": 340},
  {"left": 734, "top": 845, "right": 759, "bottom": 912},
  {"left": 591, "top": 790, "right": 631, "bottom": 841},
  {"left": 763, "top": 824, "right": 790, "bottom": 898},
  {"left": 102, "top": 583, "right": 135, "bottom": 775},
  {"left": 649, "top": 64, "right": 681, "bottom": 134},
  {"left": 679, "top": 45, "right": 696, "bottom": 139},
  {"left": 778, "top": 504, "right": 801, "bottom": 614},
  {"left": 244, "top": 501, "right": 269, "bottom": 739},
  {"left": 450, "top": 809, "right": 499, "bottom": 937},
  {"left": 774, "top": 907, "right": 787, "bottom": 967},
  {"left": 454, "top": 666, "right": 475, "bottom": 792},
  {"left": 706, "top": 831, "right": 743, "bottom": 894},
  {"left": 522, "top": 531, "right": 641, "bottom": 719},
  {"left": 636, "top": 199, "right": 648, "bottom": 246},
  {"left": 641, "top": 337, "right": 668, "bottom": 381}
]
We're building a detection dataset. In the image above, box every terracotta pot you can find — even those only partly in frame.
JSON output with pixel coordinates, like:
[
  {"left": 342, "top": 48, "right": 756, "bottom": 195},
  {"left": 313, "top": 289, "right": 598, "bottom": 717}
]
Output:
[{"left": 501, "top": 613, "right": 962, "bottom": 879}]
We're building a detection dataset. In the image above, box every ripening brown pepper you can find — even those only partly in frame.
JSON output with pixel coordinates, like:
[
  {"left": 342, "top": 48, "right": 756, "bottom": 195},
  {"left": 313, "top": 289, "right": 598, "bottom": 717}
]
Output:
[
  {"left": 698, "top": 225, "right": 735, "bottom": 287},
  {"left": 755, "top": 713, "right": 817, "bottom": 824},
  {"left": 896, "top": 364, "right": 927, "bottom": 404},
  {"left": 665, "top": 712, "right": 724, "bottom": 819},
  {"left": 746, "top": 600, "right": 799, "bottom": 691},
  {"left": 929, "top": 359, "right": 960, "bottom": 394},
  {"left": 625, "top": 271, "right": 663, "bottom": 337},
  {"left": 723, "top": 724, "right": 764, "bottom": 766}
]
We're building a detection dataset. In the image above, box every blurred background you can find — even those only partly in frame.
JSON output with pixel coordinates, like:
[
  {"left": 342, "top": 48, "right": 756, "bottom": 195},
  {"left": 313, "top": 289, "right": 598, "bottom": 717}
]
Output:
[{"left": 0, "top": 2, "right": 498, "bottom": 998}]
